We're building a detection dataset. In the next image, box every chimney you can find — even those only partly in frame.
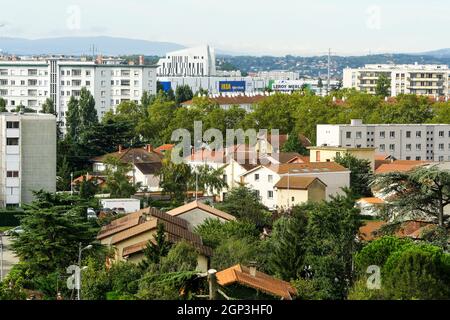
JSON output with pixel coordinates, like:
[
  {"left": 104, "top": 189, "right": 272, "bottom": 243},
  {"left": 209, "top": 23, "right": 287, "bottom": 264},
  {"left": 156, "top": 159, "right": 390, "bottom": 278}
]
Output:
[
  {"left": 118, "top": 145, "right": 123, "bottom": 153},
  {"left": 350, "top": 119, "right": 363, "bottom": 126},
  {"left": 146, "top": 144, "right": 153, "bottom": 152},
  {"left": 139, "top": 55, "right": 145, "bottom": 65},
  {"left": 248, "top": 261, "right": 257, "bottom": 277}
]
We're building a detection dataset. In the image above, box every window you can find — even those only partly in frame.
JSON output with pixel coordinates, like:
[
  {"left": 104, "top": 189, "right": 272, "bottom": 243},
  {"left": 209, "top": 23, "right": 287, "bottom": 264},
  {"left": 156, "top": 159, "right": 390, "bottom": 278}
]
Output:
[
  {"left": 416, "top": 131, "right": 422, "bottom": 138},
  {"left": 346, "top": 132, "right": 351, "bottom": 139},
  {"left": 6, "top": 138, "right": 19, "bottom": 145},
  {"left": 6, "top": 121, "right": 19, "bottom": 129},
  {"left": 223, "top": 174, "right": 227, "bottom": 182},
  {"left": 416, "top": 156, "right": 421, "bottom": 161},
  {"left": 406, "top": 131, "right": 411, "bottom": 138},
  {"left": 390, "top": 131, "right": 395, "bottom": 138},
  {"left": 416, "top": 144, "right": 422, "bottom": 151},
  {"left": 439, "top": 143, "right": 444, "bottom": 150},
  {"left": 379, "top": 144, "right": 385, "bottom": 151},
  {"left": 439, "top": 156, "right": 444, "bottom": 162},
  {"left": 379, "top": 131, "right": 385, "bottom": 138},
  {"left": 439, "top": 131, "right": 444, "bottom": 137},
  {"left": 268, "top": 191, "right": 274, "bottom": 199},
  {"left": 6, "top": 171, "right": 19, "bottom": 178},
  {"left": 255, "top": 174, "right": 260, "bottom": 182},
  {"left": 356, "top": 131, "right": 362, "bottom": 139},
  {"left": 406, "top": 156, "right": 411, "bottom": 160},
  {"left": 406, "top": 144, "right": 411, "bottom": 151},
  {"left": 389, "top": 144, "right": 395, "bottom": 151},
  {"left": 268, "top": 175, "right": 273, "bottom": 183}
]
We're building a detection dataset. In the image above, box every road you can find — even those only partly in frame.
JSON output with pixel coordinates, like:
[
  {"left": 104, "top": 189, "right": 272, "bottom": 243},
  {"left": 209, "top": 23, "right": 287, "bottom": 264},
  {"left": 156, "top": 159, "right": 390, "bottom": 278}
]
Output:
[{"left": 1, "top": 234, "right": 19, "bottom": 280}]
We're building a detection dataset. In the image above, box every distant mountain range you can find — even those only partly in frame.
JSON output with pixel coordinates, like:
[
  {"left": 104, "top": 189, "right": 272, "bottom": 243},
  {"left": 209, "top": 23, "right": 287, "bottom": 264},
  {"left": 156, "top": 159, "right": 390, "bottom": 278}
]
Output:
[
  {"left": 0, "top": 36, "right": 185, "bottom": 56},
  {"left": 1, "top": 36, "right": 449, "bottom": 78},
  {"left": 419, "top": 48, "right": 450, "bottom": 58}
]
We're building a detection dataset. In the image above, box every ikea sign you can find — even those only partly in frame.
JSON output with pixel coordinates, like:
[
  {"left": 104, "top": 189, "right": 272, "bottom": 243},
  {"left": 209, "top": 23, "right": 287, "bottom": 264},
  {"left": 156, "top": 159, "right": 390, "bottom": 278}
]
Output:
[{"left": 219, "top": 81, "right": 246, "bottom": 92}]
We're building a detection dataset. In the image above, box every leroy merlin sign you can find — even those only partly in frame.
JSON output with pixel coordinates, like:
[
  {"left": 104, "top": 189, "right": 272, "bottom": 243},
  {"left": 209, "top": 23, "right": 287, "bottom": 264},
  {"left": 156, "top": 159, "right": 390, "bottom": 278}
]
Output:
[{"left": 270, "top": 80, "right": 310, "bottom": 91}]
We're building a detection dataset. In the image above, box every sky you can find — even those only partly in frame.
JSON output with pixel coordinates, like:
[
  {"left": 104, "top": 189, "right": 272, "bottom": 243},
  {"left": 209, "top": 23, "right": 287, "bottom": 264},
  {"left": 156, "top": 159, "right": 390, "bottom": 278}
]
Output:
[{"left": 0, "top": 0, "right": 449, "bottom": 56}]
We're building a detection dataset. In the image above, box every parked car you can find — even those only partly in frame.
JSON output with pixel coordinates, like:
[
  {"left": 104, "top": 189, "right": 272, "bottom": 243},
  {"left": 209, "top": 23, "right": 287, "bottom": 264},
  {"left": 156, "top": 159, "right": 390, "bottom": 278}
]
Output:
[
  {"left": 4, "top": 226, "right": 24, "bottom": 236},
  {"left": 111, "top": 207, "right": 126, "bottom": 215},
  {"left": 87, "top": 208, "right": 97, "bottom": 220}
]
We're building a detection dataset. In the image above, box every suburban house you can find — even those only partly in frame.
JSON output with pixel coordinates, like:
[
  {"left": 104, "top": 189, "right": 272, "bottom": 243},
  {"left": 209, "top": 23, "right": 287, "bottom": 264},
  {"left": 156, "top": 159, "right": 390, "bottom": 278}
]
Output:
[
  {"left": 166, "top": 200, "right": 236, "bottom": 230},
  {"left": 215, "top": 264, "right": 297, "bottom": 300},
  {"left": 274, "top": 176, "right": 327, "bottom": 209},
  {"left": 97, "top": 207, "right": 212, "bottom": 271},
  {"left": 91, "top": 145, "right": 163, "bottom": 192},
  {"left": 254, "top": 133, "right": 312, "bottom": 154},
  {"left": 308, "top": 146, "right": 376, "bottom": 171},
  {"left": 219, "top": 151, "right": 308, "bottom": 200},
  {"left": 240, "top": 162, "right": 350, "bottom": 210}
]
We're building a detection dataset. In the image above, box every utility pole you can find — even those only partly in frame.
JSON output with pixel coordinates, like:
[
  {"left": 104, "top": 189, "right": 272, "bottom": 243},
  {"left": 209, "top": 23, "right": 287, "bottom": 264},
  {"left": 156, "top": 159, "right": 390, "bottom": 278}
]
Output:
[
  {"left": 0, "top": 233, "right": 3, "bottom": 282},
  {"left": 207, "top": 269, "right": 218, "bottom": 300},
  {"left": 327, "top": 48, "right": 331, "bottom": 95}
]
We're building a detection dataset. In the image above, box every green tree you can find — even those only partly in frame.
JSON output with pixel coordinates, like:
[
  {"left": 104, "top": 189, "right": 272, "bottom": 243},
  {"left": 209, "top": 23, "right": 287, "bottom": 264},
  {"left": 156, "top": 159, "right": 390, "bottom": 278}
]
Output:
[
  {"left": 79, "top": 178, "right": 98, "bottom": 199},
  {"left": 78, "top": 87, "right": 98, "bottom": 130},
  {"left": 216, "top": 185, "right": 270, "bottom": 228},
  {"left": 11, "top": 192, "right": 99, "bottom": 278},
  {"left": 139, "top": 223, "right": 172, "bottom": 271},
  {"left": 281, "top": 131, "right": 309, "bottom": 156},
  {"left": 158, "top": 154, "right": 192, "bottom": 203},
  {"left": 0, "top": 97, "right": 7, "bottom": 112},
  {"left": 335, "top": 153, "right": 373, "bottom": 198},
  {"left": 372, "top": 166, "right": 450, "bottom": 229},
  {"left": 137, "top": 241, "right": 199, "bottom": 300},
  {"left": 267, "top": 208, "right": 308, "bottom": 280},
  {"left": 40, "top": 98, "right": 55, "bottom": 115},
  {"left": 103, "top": 156, "right": 138, "bottom": 198},
  {"left": 194, "top": 219, "right": 259, "bottom": 249},
  {"left": 56, "top": 155, "right": 71, "bottom": 191},
  {"left": 65, "top": 96, "right": 80, "bottom": 139},
  {"left": 192, "top": 165, "right": 228, "bottom": 196},
  {"left": 175, "top": 84, "right": 194, "bottom": 105},
  {"left": 375, "top": 74, "right": 391, "bottom": 97}
]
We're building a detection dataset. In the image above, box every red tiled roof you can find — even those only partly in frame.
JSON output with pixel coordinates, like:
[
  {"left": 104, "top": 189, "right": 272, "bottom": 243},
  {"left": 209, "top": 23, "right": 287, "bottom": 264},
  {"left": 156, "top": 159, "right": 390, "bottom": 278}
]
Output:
[
  {"left": 216, "top": 264, "right": 297, "bottom": 300},
  {"left": 274, "top": 176, "right": 326, "bottom": 190},
  {"left": 92, "top": 146, "right": 163, "bottom": 164},
  {"left": 167, "top": 200, "right": 236, "bottom": 221},
  {"left": 375, "top": 161, "right": 428, "bottom": 174},
  {"left": 155, "top": 144, "right": 174, "bottom": 152}
]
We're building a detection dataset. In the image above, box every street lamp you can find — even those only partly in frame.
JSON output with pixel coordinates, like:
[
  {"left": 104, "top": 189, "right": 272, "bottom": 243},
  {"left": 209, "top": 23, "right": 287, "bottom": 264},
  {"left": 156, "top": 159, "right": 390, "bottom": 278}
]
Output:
[
  {"left": 77, "top": 243, "right": 92, "bottom": 300},
  {"left": 0, "top": 233, "right": 3, "bottom": 282},
  {"left": 70, "top": 172, "right": 74, "bottom": 195},
  {"left": 287, "top": 169, "right": 300, "bottom": 209}
]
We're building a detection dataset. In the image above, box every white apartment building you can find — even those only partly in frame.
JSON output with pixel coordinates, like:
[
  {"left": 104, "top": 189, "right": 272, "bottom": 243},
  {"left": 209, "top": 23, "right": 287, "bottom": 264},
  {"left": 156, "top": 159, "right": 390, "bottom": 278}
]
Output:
[
  {"left": 0, "top": 113, "right": 56, "bottom": 208},
  {"left": 317, "top": 119, "right": 450, "bottom": 162},
  {"left": 157, "top": 45, "right": 216, "bottom": 77},
  {"left": 343, "top": 64, "right": 450, "bottom": 97},
  {"left": 240, "top": 163, "right": 350, "bottom": 210},
  {"left": 0, "top": 57, "right": 157, "bottom": 128}
]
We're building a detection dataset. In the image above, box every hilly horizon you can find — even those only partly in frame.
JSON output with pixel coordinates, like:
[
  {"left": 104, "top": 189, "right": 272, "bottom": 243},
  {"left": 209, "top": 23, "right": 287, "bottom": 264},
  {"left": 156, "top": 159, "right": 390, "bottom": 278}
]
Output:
[{"left": 0, "top": 36, "right": 186, "bottom": 56}]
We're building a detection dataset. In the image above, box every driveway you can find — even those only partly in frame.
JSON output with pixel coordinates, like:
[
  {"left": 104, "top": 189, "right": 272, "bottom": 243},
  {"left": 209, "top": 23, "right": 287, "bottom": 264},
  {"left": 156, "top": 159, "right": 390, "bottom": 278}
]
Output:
[{"left": 1, "top": 234, "right": 19, "bottom": 280}]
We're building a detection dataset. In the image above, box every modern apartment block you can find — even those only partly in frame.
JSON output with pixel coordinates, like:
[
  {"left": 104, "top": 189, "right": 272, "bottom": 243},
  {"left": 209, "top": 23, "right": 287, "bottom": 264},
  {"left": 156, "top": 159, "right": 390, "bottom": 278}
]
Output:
[
  {"left": 0, "top": 113, "right": 56, "bottom": 208},
  {"left": 157, "top": 45, "right": 216, "bottom": 77},
  {"left": 0, "top": 57, "right": 157, "bottom": 128},
  {"left": 343, "top": 64, "right": 450, "bottom": 96},
  {"left": 317, "top": 119, "right": 450, "bottom": 162}
]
